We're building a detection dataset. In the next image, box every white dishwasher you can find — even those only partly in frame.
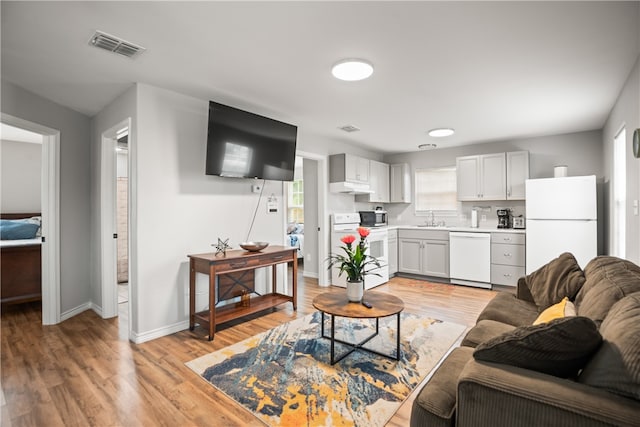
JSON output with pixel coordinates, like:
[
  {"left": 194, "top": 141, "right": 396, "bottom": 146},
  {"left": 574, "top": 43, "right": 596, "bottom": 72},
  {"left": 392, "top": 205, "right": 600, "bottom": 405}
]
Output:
[{"left": 449, "top": 232, "right": 491, "bottom": 289}]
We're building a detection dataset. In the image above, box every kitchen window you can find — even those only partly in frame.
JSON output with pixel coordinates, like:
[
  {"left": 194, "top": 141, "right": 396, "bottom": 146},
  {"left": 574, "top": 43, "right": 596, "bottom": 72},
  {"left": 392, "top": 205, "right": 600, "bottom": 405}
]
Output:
[
  {"left": 415, "top": 167, "right": 458, "bottom": 214},
  {"left": 287, "top": 179, "right": 304, "bottom": 223}
]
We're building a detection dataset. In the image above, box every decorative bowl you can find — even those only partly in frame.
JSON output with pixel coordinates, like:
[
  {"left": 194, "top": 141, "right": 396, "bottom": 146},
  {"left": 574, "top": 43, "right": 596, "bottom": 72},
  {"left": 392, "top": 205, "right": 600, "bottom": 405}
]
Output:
[{"left": 239, "top": 241, "right": 269, "bottom": 252}]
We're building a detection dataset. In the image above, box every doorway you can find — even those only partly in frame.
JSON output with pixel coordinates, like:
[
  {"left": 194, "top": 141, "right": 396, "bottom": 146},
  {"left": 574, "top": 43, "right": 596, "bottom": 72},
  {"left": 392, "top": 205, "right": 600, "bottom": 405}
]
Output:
[
  {"left": 283, "top": 151, "right": 329, "bottom": 286},
  {"left": 1, "top": 113, "right": 61, "bottom": 325},
  {"left": 100, "top": 118, "right": 131, "bottom": 337}
]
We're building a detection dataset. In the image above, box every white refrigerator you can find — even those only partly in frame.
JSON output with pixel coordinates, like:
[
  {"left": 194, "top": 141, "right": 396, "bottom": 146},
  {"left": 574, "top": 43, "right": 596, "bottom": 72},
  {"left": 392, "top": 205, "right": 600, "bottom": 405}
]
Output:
[{"left": 525, "top": 175, "right": 597, "bottom": 274}]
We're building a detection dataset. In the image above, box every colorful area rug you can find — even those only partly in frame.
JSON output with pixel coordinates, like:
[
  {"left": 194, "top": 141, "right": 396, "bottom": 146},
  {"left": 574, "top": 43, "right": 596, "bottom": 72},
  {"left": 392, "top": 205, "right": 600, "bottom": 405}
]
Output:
[{"left": 186, "top": 311, "right": 466, "bottom": 427}]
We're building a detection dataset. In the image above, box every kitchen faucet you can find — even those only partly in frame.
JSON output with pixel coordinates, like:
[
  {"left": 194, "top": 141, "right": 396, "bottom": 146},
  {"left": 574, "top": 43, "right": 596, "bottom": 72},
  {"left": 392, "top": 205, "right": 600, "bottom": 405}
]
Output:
[{"left": 425, "top": 211, "right": 436, "bottom": 227}]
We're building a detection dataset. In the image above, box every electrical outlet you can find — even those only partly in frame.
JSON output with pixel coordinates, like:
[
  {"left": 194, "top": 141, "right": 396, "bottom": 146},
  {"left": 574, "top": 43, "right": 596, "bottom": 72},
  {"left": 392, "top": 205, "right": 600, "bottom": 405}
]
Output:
[{"left": 481, "top": 215, "right": 487, "bottom": 221}]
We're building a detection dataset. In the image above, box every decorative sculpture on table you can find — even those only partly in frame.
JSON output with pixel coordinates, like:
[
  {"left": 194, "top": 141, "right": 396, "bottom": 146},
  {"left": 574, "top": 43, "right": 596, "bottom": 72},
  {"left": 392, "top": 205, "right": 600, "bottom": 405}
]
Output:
[{"left": 213, "top": 237, "right": 231, "bottom": 256}]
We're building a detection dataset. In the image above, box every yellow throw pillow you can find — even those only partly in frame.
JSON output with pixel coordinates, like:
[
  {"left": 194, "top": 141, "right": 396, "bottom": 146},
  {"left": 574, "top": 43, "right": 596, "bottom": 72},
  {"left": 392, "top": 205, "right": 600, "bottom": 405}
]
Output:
[{"left": 533, "top": 297, "right": 576, "bottom": 325}]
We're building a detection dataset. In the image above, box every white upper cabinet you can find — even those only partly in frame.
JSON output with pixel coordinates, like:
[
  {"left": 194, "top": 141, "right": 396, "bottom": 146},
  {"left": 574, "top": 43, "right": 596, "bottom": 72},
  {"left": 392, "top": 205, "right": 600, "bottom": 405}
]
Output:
[
  {"left": 456, "top": 152, "right": 528, "bottom": 201},
  {"left": 506, "top": 151, "right": 529, "bottom": 200},
  {"left": 345, "top": 154, "right": 370, "bottom": 183},
  {"left": 456, "top": 153, "right": 506, "bottom": 201},
  {"left": 390, "top": 163, "right": 412, "bottom": 203},
  {"left": 356, "top": 160, "right": 389, "bottom": 203},
  {"left": 329, "top": 153, "right": 370, "bottom": 184},
  {"left": 456, "top": 156, "right": 481, "bottom": 201},
  {"left": 481, "top": 153, "right": 507, "bottom": 200}
]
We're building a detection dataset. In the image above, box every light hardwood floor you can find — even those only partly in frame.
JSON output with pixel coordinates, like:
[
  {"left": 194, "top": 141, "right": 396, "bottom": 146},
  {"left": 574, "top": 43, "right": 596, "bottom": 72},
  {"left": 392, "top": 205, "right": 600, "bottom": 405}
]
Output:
[{"left": 1, "top": 276, "right": 496, "bottom": 427}]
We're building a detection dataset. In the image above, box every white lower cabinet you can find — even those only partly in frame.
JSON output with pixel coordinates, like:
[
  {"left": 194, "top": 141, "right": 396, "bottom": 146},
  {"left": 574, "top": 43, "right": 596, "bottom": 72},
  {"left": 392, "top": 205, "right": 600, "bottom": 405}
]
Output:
[
  {"left": 398, "top": 229, "right": 449, "bottom": 278},
  {"left": 490, "top": 232, "right": 526, "bottom": 286}
]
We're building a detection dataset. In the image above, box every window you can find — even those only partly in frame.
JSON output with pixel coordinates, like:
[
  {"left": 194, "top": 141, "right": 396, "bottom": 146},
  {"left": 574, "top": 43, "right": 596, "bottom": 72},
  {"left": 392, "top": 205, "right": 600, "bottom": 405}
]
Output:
[
  {"left": 613, "top": 127, "right": 626, "bottom": 257},
  {"left": 415, "top": 167, "right": 458, "bottom": 213},
  {"left": 287, "top": 179, "right": 304, "bottom": 223}
]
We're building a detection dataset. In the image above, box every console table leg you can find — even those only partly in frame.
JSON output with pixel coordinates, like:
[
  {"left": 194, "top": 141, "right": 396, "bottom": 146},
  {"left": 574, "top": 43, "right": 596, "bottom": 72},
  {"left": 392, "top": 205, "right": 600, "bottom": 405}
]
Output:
[
  {"left": 189, "top": 258, "right": 195, "bottom": 331},
  {"left": 208, "top": 265, "right": 216, "bottom": 341}
]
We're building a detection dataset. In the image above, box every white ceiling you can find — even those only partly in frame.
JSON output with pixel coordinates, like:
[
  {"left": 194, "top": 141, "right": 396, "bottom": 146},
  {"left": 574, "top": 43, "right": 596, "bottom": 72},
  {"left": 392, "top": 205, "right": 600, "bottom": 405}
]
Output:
[{"left": 1, "top": 1, "right": 639, "bottom": 153}]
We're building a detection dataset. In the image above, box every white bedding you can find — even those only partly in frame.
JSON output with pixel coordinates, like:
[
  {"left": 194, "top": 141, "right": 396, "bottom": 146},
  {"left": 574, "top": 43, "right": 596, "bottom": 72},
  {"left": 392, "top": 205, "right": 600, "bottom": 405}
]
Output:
[
  {"left": 288, "top": 233, "right": 304, "bottom": 258},
  {"left": 0, "top": 238, "right": 42, "bottom": 248}
]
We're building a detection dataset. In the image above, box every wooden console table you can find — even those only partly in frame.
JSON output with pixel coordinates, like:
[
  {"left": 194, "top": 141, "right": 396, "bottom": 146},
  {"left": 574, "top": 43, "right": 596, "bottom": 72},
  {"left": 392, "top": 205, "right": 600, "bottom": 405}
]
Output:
[{"left": 188, "top": 246, "right": 297, "bottom": 340}]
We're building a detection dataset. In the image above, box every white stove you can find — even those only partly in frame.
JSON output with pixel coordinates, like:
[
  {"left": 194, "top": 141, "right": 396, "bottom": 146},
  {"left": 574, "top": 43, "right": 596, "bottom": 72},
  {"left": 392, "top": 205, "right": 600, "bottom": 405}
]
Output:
[{"left": 330, "top": 213, "right": 389, "bottom": 290}]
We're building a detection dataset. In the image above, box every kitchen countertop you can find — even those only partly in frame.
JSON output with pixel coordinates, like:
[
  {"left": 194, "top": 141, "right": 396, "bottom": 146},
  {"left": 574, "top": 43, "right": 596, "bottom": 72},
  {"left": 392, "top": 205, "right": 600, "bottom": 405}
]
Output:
[{"left": 387, "top": 225, "right": 526, "bottom": 234}]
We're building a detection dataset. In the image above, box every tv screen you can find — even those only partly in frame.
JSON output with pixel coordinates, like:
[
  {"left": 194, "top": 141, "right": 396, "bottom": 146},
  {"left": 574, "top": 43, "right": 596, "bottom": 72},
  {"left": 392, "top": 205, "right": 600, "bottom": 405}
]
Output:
[{"left": 205, "top": 101, "right": 298, "bottom": 181}]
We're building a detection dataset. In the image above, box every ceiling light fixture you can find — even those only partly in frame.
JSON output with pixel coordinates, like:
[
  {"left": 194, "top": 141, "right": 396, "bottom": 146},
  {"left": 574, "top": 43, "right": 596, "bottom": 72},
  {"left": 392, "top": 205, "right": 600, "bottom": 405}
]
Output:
[
  {"left": 331, "top": 59, "right": 374, "bottom": 81},
  {"left": 428, "top": 128, "right": 455, "bottom": 138},
  {"left": 419, "top": 143, "right": 437, "bottom": 150}
]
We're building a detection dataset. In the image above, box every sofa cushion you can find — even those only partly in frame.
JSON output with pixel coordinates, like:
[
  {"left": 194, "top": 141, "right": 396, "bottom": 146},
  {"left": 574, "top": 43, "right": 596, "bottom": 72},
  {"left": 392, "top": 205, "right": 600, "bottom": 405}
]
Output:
[
  {"left": 578, "top": 292, "right": 640, "bottom": 400},
  {"left": 461, "top": 320, "right": 516, "bottom": 348},
  {"left": 533, "top": 297, "right": 576, "bottom": 325},
  {"left": 524, "top": 252, "right": 585, "bottom": 311},
  {"left": 410, "top": 346, "right": 474, "bottom": 427},
  {"left": 476, "top": 292, "right": 539, "bottom": 327},
  {"left": 473, "top": 316, "right": 602, "bottom": 378},
  {"left": 575, "top": 256, "right": 640, "bottom": 324}
]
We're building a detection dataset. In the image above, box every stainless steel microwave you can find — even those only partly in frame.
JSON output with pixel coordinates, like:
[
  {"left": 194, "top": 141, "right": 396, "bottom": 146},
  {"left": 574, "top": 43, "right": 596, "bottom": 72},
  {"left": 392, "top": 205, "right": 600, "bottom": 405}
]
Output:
[{"left": 359, "top": 210, "right": 387, "bottom": 227}]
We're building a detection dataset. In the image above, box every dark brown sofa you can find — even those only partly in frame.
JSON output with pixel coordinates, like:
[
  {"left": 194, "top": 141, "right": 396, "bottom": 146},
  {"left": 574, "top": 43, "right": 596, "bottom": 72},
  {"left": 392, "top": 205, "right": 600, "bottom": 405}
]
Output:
[{"left": 410, "top": 254, "right": 640, "bottom": 427}]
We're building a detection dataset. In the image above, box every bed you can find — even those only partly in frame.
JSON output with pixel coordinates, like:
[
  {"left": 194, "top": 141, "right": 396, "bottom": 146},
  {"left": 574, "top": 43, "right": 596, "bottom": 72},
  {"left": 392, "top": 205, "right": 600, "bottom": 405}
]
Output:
[
  {"left": 287, "top": 223, "right": 304, "bottom": 259},
  {"left": 1, "top": 213, "right": 42, "bottom": 305}
]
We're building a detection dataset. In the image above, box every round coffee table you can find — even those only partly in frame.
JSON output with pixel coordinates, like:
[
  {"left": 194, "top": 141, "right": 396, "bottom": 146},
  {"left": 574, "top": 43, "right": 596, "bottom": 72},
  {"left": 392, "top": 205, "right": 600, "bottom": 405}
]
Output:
[{"left": 312, "top": 290, "right": 405, "bottom": 364}]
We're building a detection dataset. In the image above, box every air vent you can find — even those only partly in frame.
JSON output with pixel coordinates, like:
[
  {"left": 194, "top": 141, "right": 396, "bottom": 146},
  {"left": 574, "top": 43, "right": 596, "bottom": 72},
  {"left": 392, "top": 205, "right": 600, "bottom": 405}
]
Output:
[
  {"left": 338, "top": 124, "right": 361, "bottom": 133},
  {"left": 89, "top": 31, "right": 145, "bottom": 59}
]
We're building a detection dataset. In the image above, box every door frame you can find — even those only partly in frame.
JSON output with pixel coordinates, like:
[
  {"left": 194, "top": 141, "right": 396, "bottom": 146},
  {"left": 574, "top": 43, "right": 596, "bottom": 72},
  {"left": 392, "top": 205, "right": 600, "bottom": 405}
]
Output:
[
  {"left": 1, "top": 113, "right": 61, "bottom": 324},
  {"left": 100, "top": 118, "right": 131, "bottom": 320},
  {"left": 286, "top": 150, "right": 329, "bottom": 286}
]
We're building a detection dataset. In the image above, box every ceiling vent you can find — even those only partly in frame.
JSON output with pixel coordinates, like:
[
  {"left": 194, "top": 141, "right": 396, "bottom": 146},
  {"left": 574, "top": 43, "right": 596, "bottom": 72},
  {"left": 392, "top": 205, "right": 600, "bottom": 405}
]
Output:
[
  {"left": 89, "top": 30, "right": 145, "bottom": 59},
  {"left": 338, "top": 124, "right": 361, "bottom": 133}
]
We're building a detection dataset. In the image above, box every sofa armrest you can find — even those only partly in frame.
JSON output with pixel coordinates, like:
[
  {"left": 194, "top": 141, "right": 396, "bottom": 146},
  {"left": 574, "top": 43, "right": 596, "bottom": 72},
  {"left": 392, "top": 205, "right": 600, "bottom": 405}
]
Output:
[
  {"left": 516, "top": 276, "right": 535, "bottom": 303},
  {"left": 457, "top": 359, "right": 639, "bottom": 427}
]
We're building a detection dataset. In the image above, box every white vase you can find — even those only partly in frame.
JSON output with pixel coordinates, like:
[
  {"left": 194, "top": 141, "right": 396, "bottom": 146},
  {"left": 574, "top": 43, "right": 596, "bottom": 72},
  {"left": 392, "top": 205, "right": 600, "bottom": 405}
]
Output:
[{"left": 346, "top": 280, "right": 364, "bottom": 302}]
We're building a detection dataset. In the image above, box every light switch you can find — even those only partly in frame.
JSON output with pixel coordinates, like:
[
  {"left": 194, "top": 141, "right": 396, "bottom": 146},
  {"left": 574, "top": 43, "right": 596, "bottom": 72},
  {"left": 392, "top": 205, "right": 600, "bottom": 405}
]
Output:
[{"left": 633, "top": 200, "right": 638, "bottom": 216}]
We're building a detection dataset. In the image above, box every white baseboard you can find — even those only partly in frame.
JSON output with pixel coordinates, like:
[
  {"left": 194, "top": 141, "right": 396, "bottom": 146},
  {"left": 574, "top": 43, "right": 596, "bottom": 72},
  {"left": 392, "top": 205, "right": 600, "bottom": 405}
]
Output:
[
  {"left": 60, "top": 302, "right": 93, "bottom": 321},
  {"left": 130, "top": 320, "right": 190, "bottom": 344},
  {"left": 303, "top": 271, "right": 318, "bottom": 279}
]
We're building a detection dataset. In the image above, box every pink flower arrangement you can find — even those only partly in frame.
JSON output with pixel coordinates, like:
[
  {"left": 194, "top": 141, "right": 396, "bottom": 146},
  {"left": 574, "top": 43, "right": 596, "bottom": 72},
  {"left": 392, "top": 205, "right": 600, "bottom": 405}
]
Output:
[{"left": 328, "top": 227, "right": 381, "bottom": 283}]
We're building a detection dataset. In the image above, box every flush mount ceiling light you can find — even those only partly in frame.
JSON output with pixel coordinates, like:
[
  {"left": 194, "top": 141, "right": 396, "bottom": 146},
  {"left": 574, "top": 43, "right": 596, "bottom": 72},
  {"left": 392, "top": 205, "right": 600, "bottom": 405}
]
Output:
[
  {"left": 331, "top": 59, "right": 374, "bottom": 81},
  {"left": 419, "top": 143, "right": 437, "bottom": 150},
  {"left": 428, "top": 128, "right": 455, "bottom": 138}
]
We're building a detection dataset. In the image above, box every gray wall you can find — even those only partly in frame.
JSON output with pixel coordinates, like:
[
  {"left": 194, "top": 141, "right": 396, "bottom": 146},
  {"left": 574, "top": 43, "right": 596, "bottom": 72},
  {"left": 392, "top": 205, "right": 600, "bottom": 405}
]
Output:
[
  {"left": 1, "top": 80, "right": 92, "bottom": 313},
  {"left": 1, "top": 139, "right": 42, "bottom": 212},
  {"left": 603, "top": 54, "right": 640, "bottom": 263},
  {"left": 303, "top": 157, "right": 319, "bottom": 276}
]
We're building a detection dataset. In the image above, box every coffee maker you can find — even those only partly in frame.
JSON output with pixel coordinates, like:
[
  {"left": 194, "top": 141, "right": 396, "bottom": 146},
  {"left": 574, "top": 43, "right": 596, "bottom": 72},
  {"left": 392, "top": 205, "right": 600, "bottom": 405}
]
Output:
[{"left": 496, "top": 208, "right": 513, "bottom": 229}]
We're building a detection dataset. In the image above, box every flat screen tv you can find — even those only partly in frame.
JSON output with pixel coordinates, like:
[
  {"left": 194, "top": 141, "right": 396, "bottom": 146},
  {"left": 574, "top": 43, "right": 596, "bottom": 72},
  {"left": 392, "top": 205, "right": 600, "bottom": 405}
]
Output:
[{"left": 205, "top": 101, "right": 298, "bottom": 181}]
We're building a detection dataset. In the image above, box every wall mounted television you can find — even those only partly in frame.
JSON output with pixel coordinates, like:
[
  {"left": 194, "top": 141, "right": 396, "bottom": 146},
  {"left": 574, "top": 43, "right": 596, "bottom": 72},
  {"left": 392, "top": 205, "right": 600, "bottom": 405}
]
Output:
[{"left": 205, "top": 101, "right": 298, "bottom": 181}]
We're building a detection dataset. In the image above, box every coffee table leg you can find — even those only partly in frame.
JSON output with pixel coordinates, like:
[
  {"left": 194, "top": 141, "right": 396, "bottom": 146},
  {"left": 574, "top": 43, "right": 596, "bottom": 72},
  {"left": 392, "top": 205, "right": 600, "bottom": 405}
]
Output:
[
  {"left": 320, "top": 311, "right": 325, "bottom": 337},
  {"left": 396, "top": 312, "right": 401, "bottom": 360},
  {"left": 330, "top": 314, "right": 335, "bottom": 365}
]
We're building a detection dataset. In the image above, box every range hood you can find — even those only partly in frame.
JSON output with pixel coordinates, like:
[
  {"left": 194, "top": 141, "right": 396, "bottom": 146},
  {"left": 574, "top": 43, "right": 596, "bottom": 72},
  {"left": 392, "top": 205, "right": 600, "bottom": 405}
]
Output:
[{"left": 329, "top": 181, "right": 374, "bottom": 194}]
